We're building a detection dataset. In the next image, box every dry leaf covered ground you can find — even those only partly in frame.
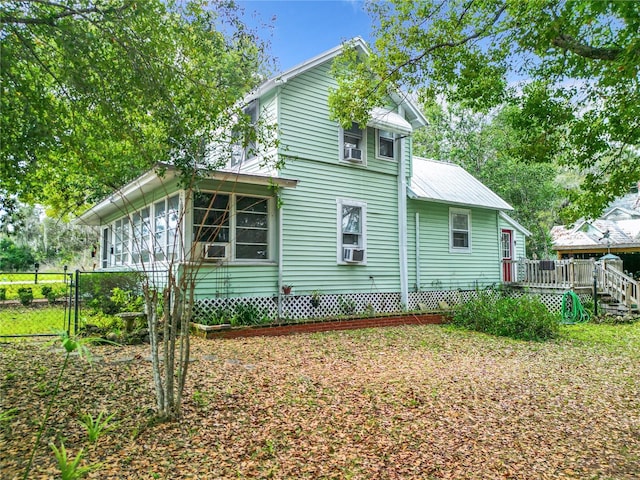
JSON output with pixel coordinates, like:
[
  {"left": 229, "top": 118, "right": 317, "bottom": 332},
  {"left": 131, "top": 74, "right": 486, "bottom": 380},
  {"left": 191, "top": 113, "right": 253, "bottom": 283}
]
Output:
[{"left": 1, "top": 324, "right": 639, "bottom": 479}]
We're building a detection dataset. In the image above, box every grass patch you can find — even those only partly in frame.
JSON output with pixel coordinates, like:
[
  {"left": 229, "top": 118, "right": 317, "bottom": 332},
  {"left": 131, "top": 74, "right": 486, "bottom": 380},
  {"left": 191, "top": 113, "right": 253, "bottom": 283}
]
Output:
[
  {"left": 560, "top": 322, "right": 640, "bottom": 354},
  {"left": 0, "top": 306, "right": 68, "bottom": 336}
]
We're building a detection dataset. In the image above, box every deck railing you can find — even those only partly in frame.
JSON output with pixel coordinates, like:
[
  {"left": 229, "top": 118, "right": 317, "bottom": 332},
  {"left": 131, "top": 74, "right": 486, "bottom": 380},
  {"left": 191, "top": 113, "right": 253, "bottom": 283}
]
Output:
[
  {"left": 504, "top": 259, "right": 594, "bottom": 289},
  {"left": 598, "top": 264, "right": 639, "bottom": 310},
  {"left": 504, "top": 258, "right": 639, "bottom": 310}
]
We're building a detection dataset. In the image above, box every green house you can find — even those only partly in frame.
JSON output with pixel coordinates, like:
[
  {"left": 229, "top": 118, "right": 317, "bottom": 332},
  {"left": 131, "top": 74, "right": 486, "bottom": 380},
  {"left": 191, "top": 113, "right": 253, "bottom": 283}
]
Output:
[{"left": 78, "top": 39, "right": 527, "bottom": 319}]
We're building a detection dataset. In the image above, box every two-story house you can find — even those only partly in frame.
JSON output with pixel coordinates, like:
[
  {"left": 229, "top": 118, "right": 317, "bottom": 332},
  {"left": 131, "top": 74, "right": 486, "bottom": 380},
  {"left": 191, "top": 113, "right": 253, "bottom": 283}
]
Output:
[{"left": 78, "top": 39, "right": 528, "bottom": 319}]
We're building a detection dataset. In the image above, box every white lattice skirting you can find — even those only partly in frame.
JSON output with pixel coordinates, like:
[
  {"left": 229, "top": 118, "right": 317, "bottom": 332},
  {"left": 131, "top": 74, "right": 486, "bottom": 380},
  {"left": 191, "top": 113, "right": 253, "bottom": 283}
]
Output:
[{"left": 192, "top": 289, "right": 589, "bottom": 323}]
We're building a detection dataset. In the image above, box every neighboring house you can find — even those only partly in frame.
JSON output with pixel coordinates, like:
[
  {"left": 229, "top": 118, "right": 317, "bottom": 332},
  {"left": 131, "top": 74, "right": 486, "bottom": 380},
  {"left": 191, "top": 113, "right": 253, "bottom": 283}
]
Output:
[
  {"left": 551, "top": 187, "right": 640, "bottom": 276},
  {"left": 78, "top": 39, "right": 525, "bottom": 318}
]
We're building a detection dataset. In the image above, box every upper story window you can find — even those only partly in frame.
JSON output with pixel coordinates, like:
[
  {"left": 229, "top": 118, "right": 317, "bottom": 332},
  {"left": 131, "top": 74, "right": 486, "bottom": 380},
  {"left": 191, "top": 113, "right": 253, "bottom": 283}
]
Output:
[
  {"left": 376, "top": 129, "right": 396, "bottom": 160},
  {"left": 340, "top": 123, "right": 366, "bottom": 165},
  {"left": 337, "top": 199, "right": 367, "bottom": 264},
  {"left": 193, "top": 192, "right": 271, "bottom": 262},
  {"left": 450, "top": 208, "right": 471, "bottom": 253},
  {"left": 231, "top": 100, "right": 258, "bottom": 168}
]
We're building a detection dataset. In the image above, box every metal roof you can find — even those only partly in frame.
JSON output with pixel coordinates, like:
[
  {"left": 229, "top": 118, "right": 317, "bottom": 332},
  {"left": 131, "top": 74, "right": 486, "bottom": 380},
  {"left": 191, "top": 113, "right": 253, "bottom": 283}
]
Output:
[{"left": 409, "top": 157, "right": 513, "bottom": 211}]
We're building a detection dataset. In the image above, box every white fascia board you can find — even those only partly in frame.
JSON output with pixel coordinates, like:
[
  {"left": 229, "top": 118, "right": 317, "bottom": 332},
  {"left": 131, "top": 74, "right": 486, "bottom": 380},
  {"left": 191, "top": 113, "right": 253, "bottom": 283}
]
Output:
[{"left": 499, "top": 211, "right": 532, "bottom": 237}]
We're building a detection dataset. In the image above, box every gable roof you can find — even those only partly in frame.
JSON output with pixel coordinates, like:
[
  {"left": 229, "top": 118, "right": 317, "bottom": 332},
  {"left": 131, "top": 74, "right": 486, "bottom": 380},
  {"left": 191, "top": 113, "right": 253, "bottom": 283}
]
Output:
[
  {"left": 247, "top": 37, "right": 428, "bottom": 131},
  {"left": 409, "top": 157, "right": 513, "bottom": 211}
]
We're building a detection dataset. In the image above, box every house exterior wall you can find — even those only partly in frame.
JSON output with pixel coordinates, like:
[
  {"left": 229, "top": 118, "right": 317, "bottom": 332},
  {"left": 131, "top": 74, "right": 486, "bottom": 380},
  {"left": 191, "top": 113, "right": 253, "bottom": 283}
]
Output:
[
  {"left": 407, "top": 200, "right": 502, "bottom": 291},
  {"left": 274, "top": 61, "right": 404, "bottom": 296}
]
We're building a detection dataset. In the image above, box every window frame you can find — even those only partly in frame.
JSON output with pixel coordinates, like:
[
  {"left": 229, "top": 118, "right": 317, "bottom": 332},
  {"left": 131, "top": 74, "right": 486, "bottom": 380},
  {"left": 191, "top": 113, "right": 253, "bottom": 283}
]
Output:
[
  {"left": 449, "top": 207, "right": 472, "bottom": 253},
  {"left": 375, "top": 129, "right": 396, "bottom": 160},
  {"left": 336, "top": 198, "right": 367, "bottom": 265},
  {"left": 230, "top": 99, "right": 259, "bottom": 168},
  {"left": 339, "top": 122, "right": 367, "bottom": 165},
  {"left": 192, "top": 191, "right": 273, "bottom": 263}
]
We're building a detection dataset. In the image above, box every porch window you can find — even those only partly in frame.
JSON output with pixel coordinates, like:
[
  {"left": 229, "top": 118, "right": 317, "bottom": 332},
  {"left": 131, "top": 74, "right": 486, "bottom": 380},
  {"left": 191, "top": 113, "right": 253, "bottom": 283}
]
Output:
[
  {"left": 113, "top": 218, "right": 129, "bottom": 265},
  {"left": 153, "top": 195, "right": 180, "bottom": 261},
  {"left": 450, "top": 208, "right": 471, "bottom": 253},
  {"left": 192, "top": 192, "right": 271, "bottom": 261},
  {"left": 340, "top": 123, "right": 366, "bottom": 164},
  {"left": 337, "top": 199, "right": 367, "bottom": 264},
  {"left": 131, "top": 207, "right": 151, "bottom": 263}
]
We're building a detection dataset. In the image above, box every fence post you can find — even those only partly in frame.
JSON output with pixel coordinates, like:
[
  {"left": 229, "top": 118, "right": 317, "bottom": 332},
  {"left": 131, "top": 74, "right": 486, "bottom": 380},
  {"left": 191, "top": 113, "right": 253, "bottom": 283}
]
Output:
[
  {"left": 592, "top": 262, "right": 598, "bottom": 317},
  {"left": 74, "top": 270, "right": 80, "bottom": 335}
]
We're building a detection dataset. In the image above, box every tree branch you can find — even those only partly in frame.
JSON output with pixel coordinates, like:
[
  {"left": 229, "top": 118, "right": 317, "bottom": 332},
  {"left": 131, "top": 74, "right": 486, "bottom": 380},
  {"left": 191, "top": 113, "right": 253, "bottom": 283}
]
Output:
[
  {"left": 551, "top": 34, "right": 625, "bottom": 61},
  {"left": 0, "top": 1, "right": 130, "bottom": 26}
]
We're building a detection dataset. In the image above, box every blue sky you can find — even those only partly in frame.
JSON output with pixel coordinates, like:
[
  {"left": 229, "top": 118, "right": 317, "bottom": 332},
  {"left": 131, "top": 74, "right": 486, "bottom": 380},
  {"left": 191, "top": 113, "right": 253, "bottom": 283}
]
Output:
[{"left": 238, "top": 0, "right": 373, "bottom": 72}]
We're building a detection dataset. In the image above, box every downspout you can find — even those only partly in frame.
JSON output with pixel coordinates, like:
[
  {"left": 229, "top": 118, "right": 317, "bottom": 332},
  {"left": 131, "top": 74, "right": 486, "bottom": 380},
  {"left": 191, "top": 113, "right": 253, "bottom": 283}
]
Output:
[
  {"left": 276, "top": 85, "right": 284, "bottom": 319},
  {"left": 398, "top": 136, "right": 409, "bottom": 308},
  {"left": 415, "top": 211, "right": 420, "bottom": 291},
  {"left": 277, "top": 201, "right": 284, "bottom": 318}
]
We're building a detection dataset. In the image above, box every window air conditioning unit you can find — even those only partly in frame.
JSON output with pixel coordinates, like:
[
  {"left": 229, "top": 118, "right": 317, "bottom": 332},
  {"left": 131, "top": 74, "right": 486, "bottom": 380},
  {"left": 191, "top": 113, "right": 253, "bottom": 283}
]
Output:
[
  {"left": 344, "top": 147, "right": 363, "bottom": 162},
  {"left": 343, "top": 247, "right": 365, "bottom": 263},
  {"left": 203, "top": 243, "right": 229, "bottom": 260}
]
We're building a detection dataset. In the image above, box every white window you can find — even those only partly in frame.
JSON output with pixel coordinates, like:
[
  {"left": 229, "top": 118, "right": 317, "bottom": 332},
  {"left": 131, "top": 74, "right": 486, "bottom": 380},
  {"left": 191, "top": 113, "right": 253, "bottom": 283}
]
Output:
[
  {"left": 340, "top": 123, "right": 366, "bottom": 164},
  {"left": 113, "top": 218, "right": 129, "bottom": 265},
  {"left": 450, "top": 208, "right": 471, "bottom": 253},
  {"left": 376, "top": 129, "right": 396, "bottom": 160},
  {"left": 153, "top": 195, "right": 180, "bottom": 261},
  {"left": 193, "top": 192, "right": 271, "bottom": 261},
  {"left": 231, "top": 100, "right": 258, "bottom": 167},
  {"left": 337, "top": 199, "right": 367, "bottom": 264},
  {"left": 106, "top": 195, "right": 180, "bottom": 267},
  {"left": 131, "top": 207, "right": 151, "bottom": 263}
]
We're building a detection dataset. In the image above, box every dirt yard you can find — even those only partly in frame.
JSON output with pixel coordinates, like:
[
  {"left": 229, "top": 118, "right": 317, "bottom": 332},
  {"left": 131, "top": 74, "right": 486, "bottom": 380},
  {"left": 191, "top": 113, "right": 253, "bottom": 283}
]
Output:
[{"left": 1, "top": 324, "right": 639, "bottom": 479}]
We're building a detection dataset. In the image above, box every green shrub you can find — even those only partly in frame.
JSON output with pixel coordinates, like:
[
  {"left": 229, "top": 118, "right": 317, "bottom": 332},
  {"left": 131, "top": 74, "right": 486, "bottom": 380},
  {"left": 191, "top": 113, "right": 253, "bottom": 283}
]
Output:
[
  {"left": 0, "top": 287, "right": 6, "bottom": 301},
  {"left": 78, "top": 272, "right": 142, "bottom": 314},
  {"left": 17, "top": 287, "right": 34, "bottom": 306},
  {"left": 452, "top": 291, "right": 560, "bottom": 341},
  {"left": 192, "top": 302, "right": 272, "bottom": 326},
  {"left": 110, "top": 287, "right": 144, "bottom": 313}
]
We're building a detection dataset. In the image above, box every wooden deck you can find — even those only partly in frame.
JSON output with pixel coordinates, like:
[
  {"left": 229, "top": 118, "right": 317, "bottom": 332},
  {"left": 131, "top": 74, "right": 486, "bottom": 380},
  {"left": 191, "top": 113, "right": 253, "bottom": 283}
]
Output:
[{"left": 504, "top": 259, "right": 639, "bottom": 312}]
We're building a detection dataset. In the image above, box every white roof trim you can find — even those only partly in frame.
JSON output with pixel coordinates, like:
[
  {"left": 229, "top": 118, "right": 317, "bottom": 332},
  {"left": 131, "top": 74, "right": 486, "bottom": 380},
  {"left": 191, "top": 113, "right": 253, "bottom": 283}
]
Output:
[
  {"left": 75, "top": 165, "right": 297, "bottom": 226},
  {"left": 368, "top": 107, "right": 413, "bottom": 134},
  {"left": 499, "top": 211, "right": 532, "bottom": 237}
]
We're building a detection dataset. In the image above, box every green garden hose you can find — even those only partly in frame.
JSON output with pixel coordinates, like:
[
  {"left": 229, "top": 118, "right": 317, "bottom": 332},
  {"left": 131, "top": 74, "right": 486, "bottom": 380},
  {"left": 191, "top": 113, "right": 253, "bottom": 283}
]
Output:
[{"left": 561, "top": 291, "right": 590, "bottom": 324}]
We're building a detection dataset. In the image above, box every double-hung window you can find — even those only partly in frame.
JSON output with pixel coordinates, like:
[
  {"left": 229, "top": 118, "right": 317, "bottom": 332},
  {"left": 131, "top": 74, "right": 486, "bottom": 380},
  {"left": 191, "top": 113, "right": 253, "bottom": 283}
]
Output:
[
  {"left": 231, "top": 100, "right": 258, "bottom": 168},
  {"left": 340, "top": 123, "right": 366, "bottom": 164},
  {"left": 450, "top": 208, "right": 471, "bottom": 253},
  {"left": 337, "top": 199, "right": 367, "bottom": 264},
  {"left": 376, "top": 129, "right": 396, "bottom": 160},
  {"left": 193, "top": 192, "right": 271, "bottom": 261}
]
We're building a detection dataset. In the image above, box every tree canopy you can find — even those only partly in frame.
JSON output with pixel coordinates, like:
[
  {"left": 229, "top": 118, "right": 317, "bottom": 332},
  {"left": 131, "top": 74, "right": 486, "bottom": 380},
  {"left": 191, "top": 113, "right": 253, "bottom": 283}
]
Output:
[
  {"left": 330, "top": 0, "right": 640, "bottom": 220},
  {"left": 1, "top": 0, "right": 268, "bottom": 216}
]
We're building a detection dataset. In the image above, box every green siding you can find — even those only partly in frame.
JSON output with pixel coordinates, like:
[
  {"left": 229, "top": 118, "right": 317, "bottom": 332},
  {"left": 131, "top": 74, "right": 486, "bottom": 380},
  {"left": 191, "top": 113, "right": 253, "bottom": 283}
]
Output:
[
  {"left": 408, "top": 200, "right": 502, "bottom": 291},
  {"left": 279, "top": 158, "right": 401, "bottom": 296},
  {"left": 192, "top": 264, "right": 278, "bottom": 299},
  {"left": 278, "top": 63, "right": 398, "bottom": 177}
]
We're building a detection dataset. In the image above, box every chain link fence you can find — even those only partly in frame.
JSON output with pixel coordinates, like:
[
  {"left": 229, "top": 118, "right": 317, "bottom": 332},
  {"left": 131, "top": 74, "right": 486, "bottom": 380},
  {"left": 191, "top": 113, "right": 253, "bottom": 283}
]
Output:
[{"left": 0, "top": 270, "right": 73, "bottom": 338}]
